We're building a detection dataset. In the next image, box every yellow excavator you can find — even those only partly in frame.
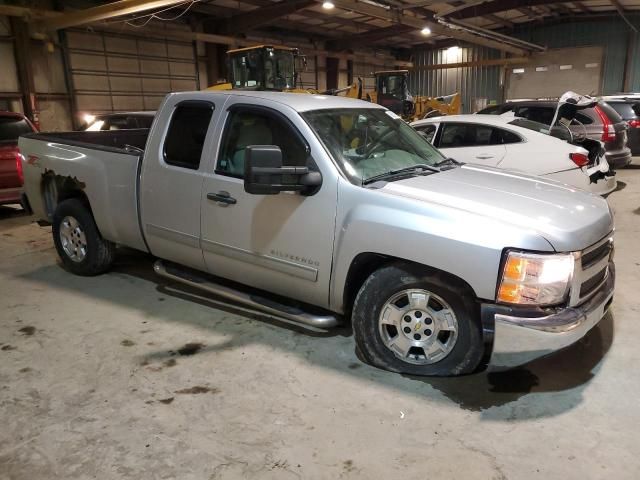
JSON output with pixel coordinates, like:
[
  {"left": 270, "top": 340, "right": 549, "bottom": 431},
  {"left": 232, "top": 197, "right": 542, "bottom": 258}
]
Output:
[
  {"left": 366, "top": 70, "right": 461, "bottom": 121},
  {"left": 208, "top": 45, "right": 362, "bottom": 98}
]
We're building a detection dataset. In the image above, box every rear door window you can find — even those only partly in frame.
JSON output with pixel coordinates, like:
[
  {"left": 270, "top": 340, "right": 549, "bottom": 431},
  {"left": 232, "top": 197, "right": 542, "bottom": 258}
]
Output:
[
  {"left": 0, "top": 116, "right": 33, "bottom": 143},
  {"left": 597, "top": 102, "right": 623, "bottom": 123},
  {"left": 607, "top": 102, "right": 636, "bottom": 120},
  {"left": 515, "top": 106, "right": 554, "bottom": 125},
  {"left": 573, "top": 112, "right": 594, "bottom": 125},
  {"left": 498, "top": 128, "right": 522, "bottom": 144},
  {"left": 135, "top": 115, "right": 154, "bottom": 128},
  {"left": 477, "top": 105, "right": 501, "bottom": 115},
  {"left": 413, "top": 123, "right": 437, "bottom": 143},
  {"left": 438, "top": 123, "right": 501, "bottom": 148},
  {"left": 163, "top": 101, "right": 214, "bottom": 170}
]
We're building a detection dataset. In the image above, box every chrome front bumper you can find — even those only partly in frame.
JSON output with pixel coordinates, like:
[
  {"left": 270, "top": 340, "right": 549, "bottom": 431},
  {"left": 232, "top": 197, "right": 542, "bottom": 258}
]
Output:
[{"left": 483, "top": 262, "right": 615, "bottom": 369}]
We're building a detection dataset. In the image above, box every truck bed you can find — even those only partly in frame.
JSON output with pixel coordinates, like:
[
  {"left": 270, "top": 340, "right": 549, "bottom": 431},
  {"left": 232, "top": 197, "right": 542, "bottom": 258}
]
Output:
[
  {"left": 24, "top": 129, "right": 149, "bottom": 153},
  {"left": 19, "top": 131, "right": 149, "bottom": 253}
]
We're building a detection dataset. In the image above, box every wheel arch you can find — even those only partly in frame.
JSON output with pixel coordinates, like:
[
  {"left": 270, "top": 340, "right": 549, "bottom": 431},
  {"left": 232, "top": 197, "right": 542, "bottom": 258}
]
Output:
[
  {"left": 342, "top": 252, "right": 480, "bottom": 317},
  {"left": 42, "top": 172, "right": 92, "bottom": 222}
]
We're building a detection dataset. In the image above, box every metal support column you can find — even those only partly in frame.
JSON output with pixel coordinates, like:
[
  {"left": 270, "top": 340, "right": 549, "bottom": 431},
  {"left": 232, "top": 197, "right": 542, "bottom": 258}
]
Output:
[{"left": 9, "top": 17, "right": 37, "bottom": 126}]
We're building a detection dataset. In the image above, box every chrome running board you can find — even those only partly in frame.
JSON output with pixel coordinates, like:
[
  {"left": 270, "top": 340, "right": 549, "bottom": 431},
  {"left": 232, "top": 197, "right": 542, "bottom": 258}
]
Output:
[{"left": 153, "top": 260, "right": 340, "bottom": 330}]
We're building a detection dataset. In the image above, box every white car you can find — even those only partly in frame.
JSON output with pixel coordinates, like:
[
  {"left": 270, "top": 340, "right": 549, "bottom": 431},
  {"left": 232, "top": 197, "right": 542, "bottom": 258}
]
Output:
[{"left": 411, "top": 114, "right": 616, "bottom": 196}]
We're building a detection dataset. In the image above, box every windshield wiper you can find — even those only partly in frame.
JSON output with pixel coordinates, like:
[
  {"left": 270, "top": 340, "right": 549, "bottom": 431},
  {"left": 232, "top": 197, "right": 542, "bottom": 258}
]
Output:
[
  {"left": 363, "top": 163, "right": 440, "bottom": 185},
  {"left": 433, "top": 157, "right": 463, "bottom": 168}
]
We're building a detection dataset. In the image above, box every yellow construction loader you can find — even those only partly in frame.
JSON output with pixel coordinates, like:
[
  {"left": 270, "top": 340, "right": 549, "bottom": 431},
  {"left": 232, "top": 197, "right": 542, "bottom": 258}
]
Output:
[
  {"left": 366, "top": 70, "right": 461, "bottom": 121},
  {"left": 208, "top": 45, "right": 362, "bottom": 98}
]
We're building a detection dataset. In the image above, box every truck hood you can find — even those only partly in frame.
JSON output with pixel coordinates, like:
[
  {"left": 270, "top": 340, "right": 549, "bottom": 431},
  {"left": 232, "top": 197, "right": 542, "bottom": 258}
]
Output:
[{"left": 380, "top": 164, "right": 613, "bottom": 252}]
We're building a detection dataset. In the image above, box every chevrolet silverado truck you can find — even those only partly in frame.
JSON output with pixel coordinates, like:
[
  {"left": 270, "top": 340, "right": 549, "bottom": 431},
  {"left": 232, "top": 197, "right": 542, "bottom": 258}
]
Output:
[{"left": 19, "top": 91, "right": 615, "bottom": 376}]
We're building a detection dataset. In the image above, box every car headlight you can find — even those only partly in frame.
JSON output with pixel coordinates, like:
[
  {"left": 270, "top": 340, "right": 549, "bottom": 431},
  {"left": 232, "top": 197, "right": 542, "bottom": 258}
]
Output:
[{"left": 497, "top": 251, "right": 575, "bottom": 306}]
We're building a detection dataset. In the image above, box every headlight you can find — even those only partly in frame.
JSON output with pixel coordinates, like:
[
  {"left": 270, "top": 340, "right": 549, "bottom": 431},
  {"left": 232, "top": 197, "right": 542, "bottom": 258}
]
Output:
[{"left": 497, "top": 251, "right": 575, "bottom": 306}]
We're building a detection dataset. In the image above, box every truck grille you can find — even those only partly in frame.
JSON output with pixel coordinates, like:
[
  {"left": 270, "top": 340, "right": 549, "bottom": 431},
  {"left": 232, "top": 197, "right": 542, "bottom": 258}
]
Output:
[
  {"left": 569, "top": 234, "right": 614, "bottom": 307},
  {"left": 581, "top": 241, "right": 612, "bottom": 269},
  {"left": 579, "top": 267, "right": 608, "bottom": 298}
]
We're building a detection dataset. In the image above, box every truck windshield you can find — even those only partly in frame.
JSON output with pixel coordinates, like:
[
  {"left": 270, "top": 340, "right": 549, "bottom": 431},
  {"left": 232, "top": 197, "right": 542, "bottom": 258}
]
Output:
[{"left": 302, "top": 108, "right": 444, "bottom": 184}]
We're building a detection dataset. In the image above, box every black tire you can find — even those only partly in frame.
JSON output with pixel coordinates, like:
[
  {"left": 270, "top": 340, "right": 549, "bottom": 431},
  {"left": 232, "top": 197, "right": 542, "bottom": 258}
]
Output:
[
  {"left": 52, "top": 198, "right": 115, "bottom": 276},
  {"left": 352, "top": 263, "right": 483, "bottom": 376}
]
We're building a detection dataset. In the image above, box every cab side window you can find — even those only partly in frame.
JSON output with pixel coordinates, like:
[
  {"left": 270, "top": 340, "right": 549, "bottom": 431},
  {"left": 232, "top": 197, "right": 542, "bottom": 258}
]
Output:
[
  {"left": 163, "top": 101, "right": 214, "bottom": 170},
  {"left": 217, "top": 108, "right": 308, "bottom": 178}
]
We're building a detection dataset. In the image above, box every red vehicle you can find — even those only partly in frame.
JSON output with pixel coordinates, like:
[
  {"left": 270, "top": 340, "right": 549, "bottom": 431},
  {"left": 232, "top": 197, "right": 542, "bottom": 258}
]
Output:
[{"left": 0, "top": 112, "right": 36, "bottom": 206}]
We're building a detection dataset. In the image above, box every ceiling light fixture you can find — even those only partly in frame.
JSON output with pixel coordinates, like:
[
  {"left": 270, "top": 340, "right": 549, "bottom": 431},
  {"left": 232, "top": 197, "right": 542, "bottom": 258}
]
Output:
[
  {"left": 421, "top": 27, "right": 431, "bottom": 35},
  {"left": 322, "top": 1, "right": 335, "bottom": 9}
]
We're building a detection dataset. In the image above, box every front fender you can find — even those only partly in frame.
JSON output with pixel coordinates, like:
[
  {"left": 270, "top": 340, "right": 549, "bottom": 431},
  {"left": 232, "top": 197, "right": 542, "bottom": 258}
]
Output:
[{"left": 329, "top": 181, "right": 554, "bottom": 313}]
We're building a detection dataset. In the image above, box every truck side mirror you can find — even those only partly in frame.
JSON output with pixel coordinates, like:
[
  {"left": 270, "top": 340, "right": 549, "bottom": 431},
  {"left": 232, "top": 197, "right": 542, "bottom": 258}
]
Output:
[{"left": 243, "top": 145, "right": 322, "bottom": 195}]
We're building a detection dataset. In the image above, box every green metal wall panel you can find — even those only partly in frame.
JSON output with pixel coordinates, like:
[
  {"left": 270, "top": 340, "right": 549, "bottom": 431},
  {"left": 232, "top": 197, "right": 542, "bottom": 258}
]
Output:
[
  {"left": 410, "top": 15, "right": 640, "bottom": 106},
  {"left": 409, "top": 46, "right": 502, "bottom": 113},
  {"left": 512, "top": 16, "right": 640, "bottom": 94}
]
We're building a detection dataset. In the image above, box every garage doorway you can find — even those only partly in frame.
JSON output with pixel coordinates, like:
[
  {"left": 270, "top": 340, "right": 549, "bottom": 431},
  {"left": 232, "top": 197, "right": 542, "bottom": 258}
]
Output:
[{"left": 506, "top": 46, "right": 604, "bottom": 99}]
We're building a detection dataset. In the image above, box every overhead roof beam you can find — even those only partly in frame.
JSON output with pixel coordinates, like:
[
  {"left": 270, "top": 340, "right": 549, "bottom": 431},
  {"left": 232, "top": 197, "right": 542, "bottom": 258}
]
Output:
[
  {"left": 451, "top": 0, "right": 574, "bottom": 20},
  {"left": 517, "top": 7, "right": 538, "bottom": 20},
  {"left": 323, "top": 0, "right": 530, "bottom": 55},
  {"left": 36, "top": 0, "right": 190, "bottom": 31},
  {"left": 572, "top": 2, "right": 591, "bottom": 13},
  {"left": 483, "top": 13, "right": 515, "bottom": 28},
  {"left": 215, "top": 0, "right": 316, "bottom": 35},
  {"left": 609, "top": 0, "right": 638, "bottom": 32},
  {"left": 201, "top": 0, "right": 364, "bottom": 30},
  {"left": 326, "top": 23, "right": 415, "bottom": 50}
]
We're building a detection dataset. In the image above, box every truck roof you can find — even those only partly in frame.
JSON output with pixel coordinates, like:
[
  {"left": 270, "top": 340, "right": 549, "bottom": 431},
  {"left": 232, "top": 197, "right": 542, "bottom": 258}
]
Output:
[{"left": 167, "top": 90, "right": 385, "bottom": 113}]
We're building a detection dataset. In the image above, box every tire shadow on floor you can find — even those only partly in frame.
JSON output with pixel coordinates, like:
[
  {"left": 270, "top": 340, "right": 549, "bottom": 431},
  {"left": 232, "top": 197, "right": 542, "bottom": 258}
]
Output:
[{"left": 402, "top": 312, "right": 613, "bottom": 417}]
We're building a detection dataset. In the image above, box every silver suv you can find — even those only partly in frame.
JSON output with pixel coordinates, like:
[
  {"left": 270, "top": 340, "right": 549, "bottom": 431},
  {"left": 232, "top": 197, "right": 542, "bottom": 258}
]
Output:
[{"left": 478, "top": 100, "right": 632, "bottom": 168}]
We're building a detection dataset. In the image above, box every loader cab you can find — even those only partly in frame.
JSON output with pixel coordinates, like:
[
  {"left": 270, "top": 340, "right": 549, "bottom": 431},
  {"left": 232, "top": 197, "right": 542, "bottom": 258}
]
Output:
[
  {"left": 228, "top": 46, "right": 300, "bottom": 91},
  {"left": 374, "top": 70, "right": 414, "bottom": 116}
]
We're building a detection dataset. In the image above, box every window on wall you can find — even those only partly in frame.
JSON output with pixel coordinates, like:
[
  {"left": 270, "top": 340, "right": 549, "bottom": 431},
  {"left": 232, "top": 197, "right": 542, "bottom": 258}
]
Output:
[{"left": 163, "top": 101, "right": 214, "bottom": 170}]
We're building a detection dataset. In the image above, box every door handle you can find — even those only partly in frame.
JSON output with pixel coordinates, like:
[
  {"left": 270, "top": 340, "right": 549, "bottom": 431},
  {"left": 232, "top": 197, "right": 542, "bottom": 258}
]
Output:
[
  {"left": 475, "top": 154, "right": 494, "bottom": 159},
  {"left": 207, "top": 191, "right": 237, "bottom": 205}
]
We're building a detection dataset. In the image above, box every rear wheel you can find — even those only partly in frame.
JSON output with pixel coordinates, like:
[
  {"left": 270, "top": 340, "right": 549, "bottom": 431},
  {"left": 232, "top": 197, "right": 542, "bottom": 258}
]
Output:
[
  {"left": 52, "top": 198, "right": 115, "bottom": 276},
  {"left": 352, "top": 263, "right": 483, "bottom": 376}
]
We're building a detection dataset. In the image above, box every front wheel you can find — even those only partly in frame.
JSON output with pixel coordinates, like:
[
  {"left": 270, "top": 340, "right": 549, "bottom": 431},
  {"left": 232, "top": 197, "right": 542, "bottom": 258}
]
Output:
[
  {"left": 52, "top": 198, "right": 115, "bottom": 276},
  {"left": 352, "top": 263, "right": 483, "bottom": 376}
]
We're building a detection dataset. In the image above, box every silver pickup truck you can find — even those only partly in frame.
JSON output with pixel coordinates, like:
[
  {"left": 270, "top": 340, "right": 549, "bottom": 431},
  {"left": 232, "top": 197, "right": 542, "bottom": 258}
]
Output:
[{"left": 19, "top": 91, "right": 615, "bottom": 376}]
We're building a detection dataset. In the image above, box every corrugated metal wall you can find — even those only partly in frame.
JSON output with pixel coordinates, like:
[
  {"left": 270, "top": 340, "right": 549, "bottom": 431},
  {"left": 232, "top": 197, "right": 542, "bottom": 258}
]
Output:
[
  {"left": 410, "top": 15, "right": 640, "bottom": 112},
  {"left": 409, "top": 47, "right": 502, "bottom": 113}
]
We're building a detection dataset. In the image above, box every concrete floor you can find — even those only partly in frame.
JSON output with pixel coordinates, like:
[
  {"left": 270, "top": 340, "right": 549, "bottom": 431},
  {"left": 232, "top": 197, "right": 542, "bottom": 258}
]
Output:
[{"left": 1, "top": 167, "right": 640, "bottom": 480}]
